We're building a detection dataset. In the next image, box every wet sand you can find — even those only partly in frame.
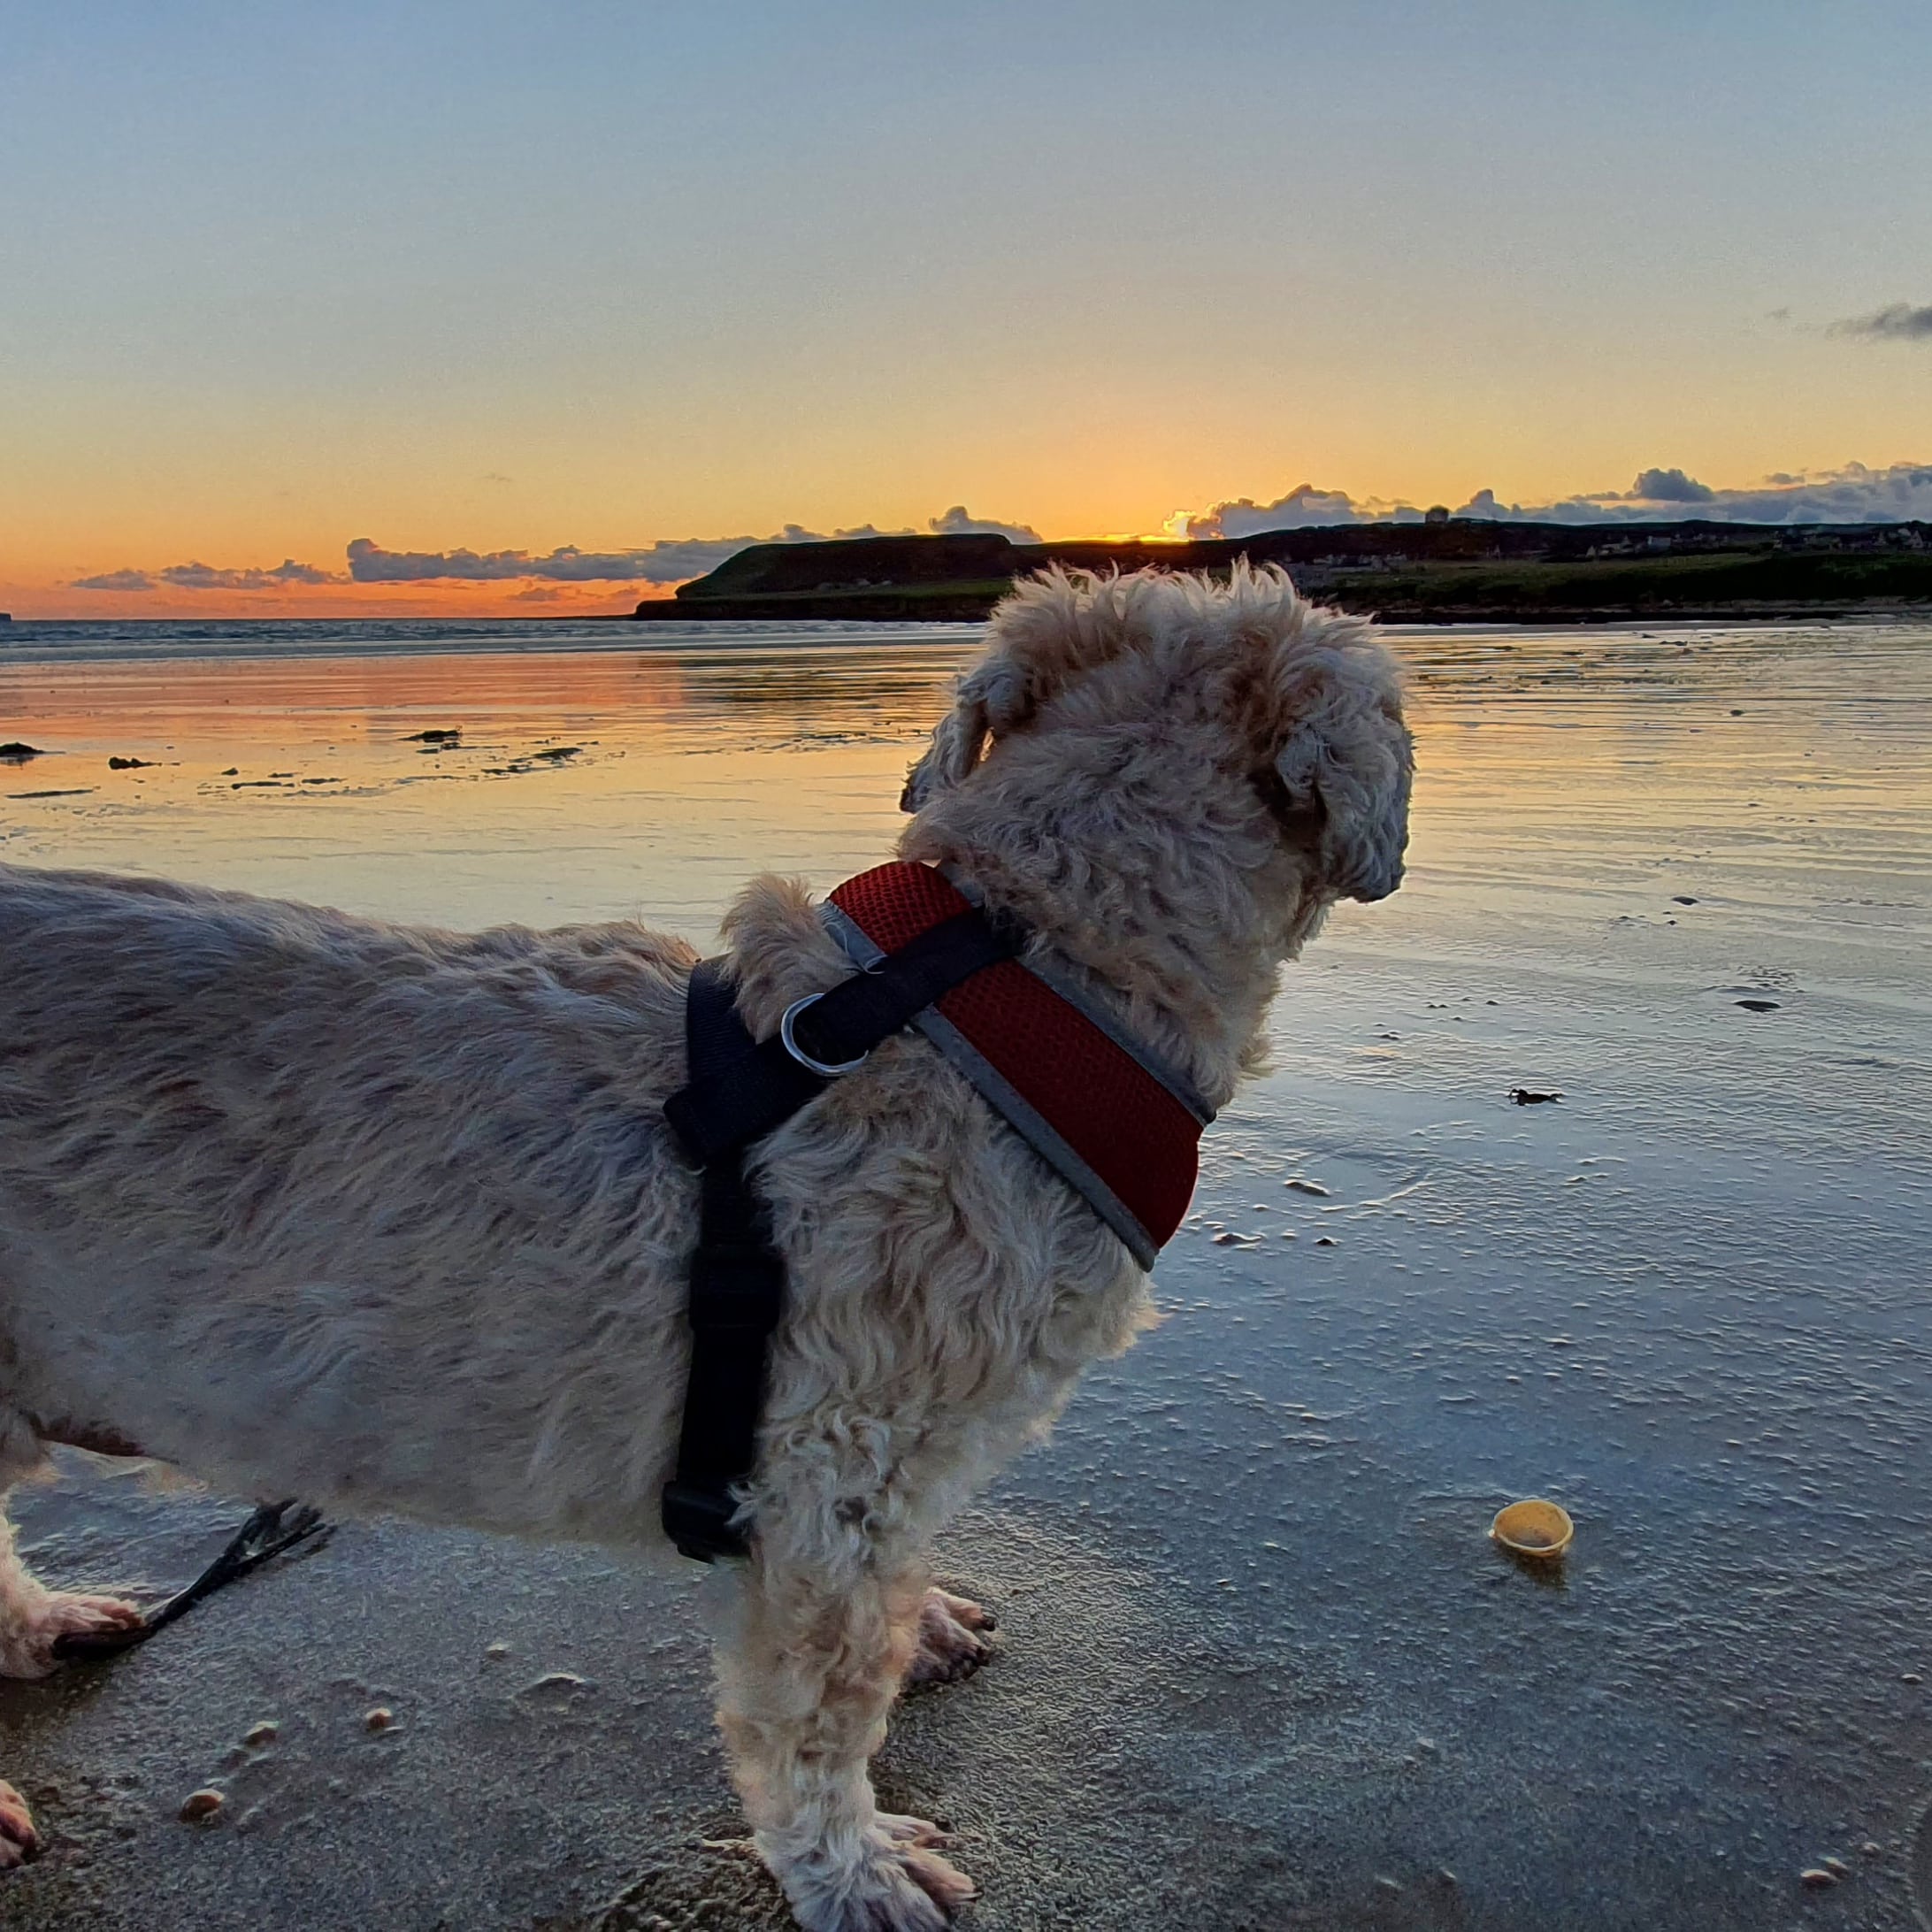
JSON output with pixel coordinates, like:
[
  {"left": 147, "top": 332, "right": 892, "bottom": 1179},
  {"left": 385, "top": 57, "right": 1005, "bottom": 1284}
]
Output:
[{"left": 2, "top": 621, "right": 1928, "bottom": 1929}]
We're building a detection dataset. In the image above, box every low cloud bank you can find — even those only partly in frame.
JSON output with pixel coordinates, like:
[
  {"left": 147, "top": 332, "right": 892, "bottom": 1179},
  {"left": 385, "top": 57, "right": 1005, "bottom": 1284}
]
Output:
[
  {"left": 69, "top": 509, "right": 1039, "bottom": 595},
  {"left": 68, "top": 469, "right": 1932, "bottom": 599},
  {"left": 1171, "top": 461, "right": 1932, "bottom": 538},
  {"left": 344, "top": 507, "right": 1040, "bottom": 585},
  {"left": 71, "top": 558, "right": 345, "bottom": 593},
  {"left": 68, "top": 567, "right": 161, "bottom": 593}
]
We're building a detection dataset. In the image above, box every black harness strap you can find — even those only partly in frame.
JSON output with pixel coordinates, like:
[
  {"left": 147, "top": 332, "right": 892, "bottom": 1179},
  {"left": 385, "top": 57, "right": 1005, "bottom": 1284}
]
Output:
[
  {"left": 661, "top": 910, "right": 1021, "bottom": 1562},
  {"left": 660, "top": 961, "right": 788, "bottom": 1560}
]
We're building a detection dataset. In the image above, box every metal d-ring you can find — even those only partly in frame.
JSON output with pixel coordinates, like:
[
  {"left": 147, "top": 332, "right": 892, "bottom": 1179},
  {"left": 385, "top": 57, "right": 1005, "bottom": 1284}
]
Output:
[{"left": 779, "top": 993, "right": 870, "bottom": 1077}]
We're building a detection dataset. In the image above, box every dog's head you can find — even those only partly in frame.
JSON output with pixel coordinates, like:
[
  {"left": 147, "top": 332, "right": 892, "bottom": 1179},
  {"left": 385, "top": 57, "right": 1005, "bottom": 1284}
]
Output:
[{"left": 901, "top": 564, "right": 1413, "bottom": 927}]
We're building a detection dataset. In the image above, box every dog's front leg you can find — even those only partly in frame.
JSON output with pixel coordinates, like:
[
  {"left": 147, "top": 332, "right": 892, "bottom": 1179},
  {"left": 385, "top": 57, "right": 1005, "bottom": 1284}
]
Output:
[{"left": 715, "top": 1538, "right": 974, "bottom": 1932}]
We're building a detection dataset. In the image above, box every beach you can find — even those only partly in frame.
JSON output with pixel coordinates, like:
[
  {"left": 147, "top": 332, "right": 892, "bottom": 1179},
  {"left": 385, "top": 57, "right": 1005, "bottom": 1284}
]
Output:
[{"left": 1, "top": 617, "right": 1928, "bottom": 1930}]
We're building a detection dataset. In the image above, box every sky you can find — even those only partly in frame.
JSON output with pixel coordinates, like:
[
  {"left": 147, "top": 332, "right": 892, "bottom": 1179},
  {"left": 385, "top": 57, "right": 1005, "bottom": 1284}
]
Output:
[{"left": 4, "top": 0, "right": 1931, "bottom": 617}]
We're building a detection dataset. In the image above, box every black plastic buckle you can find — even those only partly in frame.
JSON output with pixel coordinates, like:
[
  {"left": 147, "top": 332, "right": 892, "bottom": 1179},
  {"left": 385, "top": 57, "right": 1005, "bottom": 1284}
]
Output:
[{"left": 661, "top": 1481, "right": 748, "bottom": 1563}]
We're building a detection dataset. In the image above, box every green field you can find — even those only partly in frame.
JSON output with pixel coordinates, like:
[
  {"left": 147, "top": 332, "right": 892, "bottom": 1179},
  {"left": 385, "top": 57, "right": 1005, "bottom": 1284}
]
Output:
[{"left": 1324, "top": 548, "right": 1932, "bottom": 617}]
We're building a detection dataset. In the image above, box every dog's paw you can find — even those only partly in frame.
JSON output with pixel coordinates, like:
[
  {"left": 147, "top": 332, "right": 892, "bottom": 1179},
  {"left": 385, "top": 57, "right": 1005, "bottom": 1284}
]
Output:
[
  {"left": 781, "top": 1818, "right": 975, "bottom": 1931},
  {"left": 0, "top": 1591, "right": 143, "bottom": 1679},
  {"left": 904, "top": 1588, "right": 995, "bottom": 1690},
  {"left": 0, "top": 1780, "right": 39, "bottom": 1870}
]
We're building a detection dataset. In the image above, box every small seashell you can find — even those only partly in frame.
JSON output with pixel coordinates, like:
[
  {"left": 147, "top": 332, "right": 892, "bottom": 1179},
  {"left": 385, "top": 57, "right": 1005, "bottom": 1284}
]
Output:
[
  {"left": 364, "top": 1706, "right": 395, "bottom": 1733},
  {"left": 1798, "top": 1867, "right": 1838, "bottom": 1888},
  {"left": 244, "top": 1722, "right": 278, "bottom": 1749},
  {"left": 180, "top": 1789, "right": 224, "bottom": 1823}
]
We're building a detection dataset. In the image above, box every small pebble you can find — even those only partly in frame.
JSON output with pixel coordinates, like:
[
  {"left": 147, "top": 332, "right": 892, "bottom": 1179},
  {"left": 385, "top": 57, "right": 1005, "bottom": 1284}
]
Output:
[
  {"left": 1284, "top": 1179, "right": 1330, "bottom": 1196},
  {"left": 1860, "top": 1841, "right": 1882, "bottom": 1856},
  {"left": 1821, "top": 1857, "right": 1849, "bottom": 1875},
  {"left": 1901, "top": 1671, "right": 1921, "bottom": 1683},
  {"left": 1798, "top": 1867, "right": 1838, "bottom": 1889},
  {"left": 1671, "top": 895, "right": 1698, "bottom": 905},
  {"left": 1735, "top": 998, "right": 1781, "bottom": 1013},
  {"left": 1315, "top": 1236, "right": 1337, "bottom": 1247},
  {"left": 485, "top": 1642, "right": 511, "bottom": 1660},
  {"left": 244, "top": 1722, "right": 278, "bottom": 1749},
  {"left": 180, "top": 1789, "right": 224, "bottom": 1823},
  {"left": 364, "top": 1706, "right": 395, "bottom": 1733}
]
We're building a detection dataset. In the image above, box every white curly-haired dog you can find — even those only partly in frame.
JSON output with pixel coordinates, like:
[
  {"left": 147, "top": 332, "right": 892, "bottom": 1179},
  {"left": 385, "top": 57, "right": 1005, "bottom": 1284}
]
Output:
[{"left": 0, "top": 564, "right": 1410, "bottom": 1928}]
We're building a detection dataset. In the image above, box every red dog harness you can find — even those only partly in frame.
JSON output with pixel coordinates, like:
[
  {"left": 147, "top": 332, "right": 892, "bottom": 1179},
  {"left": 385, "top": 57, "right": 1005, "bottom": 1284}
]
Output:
[
  {"left": 661, "top": 862, "right": 1212, "bottom": 1560},
  {"left": 823, "top": 863, "right": 1209, "bottom": 1261}
]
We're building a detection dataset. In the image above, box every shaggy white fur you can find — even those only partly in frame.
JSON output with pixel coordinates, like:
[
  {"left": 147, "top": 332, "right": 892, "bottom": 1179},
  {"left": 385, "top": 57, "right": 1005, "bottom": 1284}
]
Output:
[{"left": 0, "top": 565, "right": 1410, "bottom": 1924}]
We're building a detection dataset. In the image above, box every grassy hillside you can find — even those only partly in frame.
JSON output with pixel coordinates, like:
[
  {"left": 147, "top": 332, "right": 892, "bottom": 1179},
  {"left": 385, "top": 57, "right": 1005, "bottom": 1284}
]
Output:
[{"left": 632, "top": 521, "right": 1932, "bottom": 622}]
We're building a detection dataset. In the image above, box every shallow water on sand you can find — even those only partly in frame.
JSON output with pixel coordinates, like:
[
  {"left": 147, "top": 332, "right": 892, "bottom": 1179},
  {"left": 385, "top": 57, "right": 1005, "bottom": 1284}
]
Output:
[{"left": 1, "top": 619, "right": 1928, "bottom": 1930}]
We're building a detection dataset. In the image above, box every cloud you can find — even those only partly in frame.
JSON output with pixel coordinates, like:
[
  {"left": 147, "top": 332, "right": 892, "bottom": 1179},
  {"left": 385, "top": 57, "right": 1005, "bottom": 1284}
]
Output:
[
  {"left": 926, "top": 505, "right": 1041, "bottom": 541},
  {"left": 69, "top": 567, "right": 158, "bottom": 592},
  {"left": 345, "top": 508, "right": 1038, "bottom": 584},
  {"left": 160, "top": 558, "right": 344, "bottom": 590},
  {"left": 1830, "top": 303, "right": 1932, "bottom": 342},
  {"left": 1629, "top": 466, "right": 1715, "bottom": 504},
  {"left": 1165, "top": 483, "right": 1364, "bottom": 540},
  {"left": 347, "top": 535, "right": 763, "bottom": 584},
  {"left": 1172, "top": 461, "right": 1932, "bottom": 534},
  {"left": 1461, "top": 461, "right": 1932, "bottom": 525},
  {"left": 69, "top": 558, "right": 342, "bottom": 592}
]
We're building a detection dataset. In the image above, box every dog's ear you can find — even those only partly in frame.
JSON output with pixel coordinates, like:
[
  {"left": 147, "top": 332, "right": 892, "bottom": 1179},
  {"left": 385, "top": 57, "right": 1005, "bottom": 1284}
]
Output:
[
  {"left": 901, "top": 568, "right": 1135, "bottom": 812},
  {"left": 1268, "top": 623, "right": 1413, "bottom": 902},
  {"left": 900, "top": 669, "right": 998, "bottom": 811}
]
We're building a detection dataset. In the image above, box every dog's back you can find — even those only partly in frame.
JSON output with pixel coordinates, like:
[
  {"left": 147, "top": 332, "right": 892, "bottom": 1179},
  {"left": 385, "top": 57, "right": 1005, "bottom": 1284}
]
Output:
[{"left": 0, "top": 862, "right": 702, "bottom": 1535}]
